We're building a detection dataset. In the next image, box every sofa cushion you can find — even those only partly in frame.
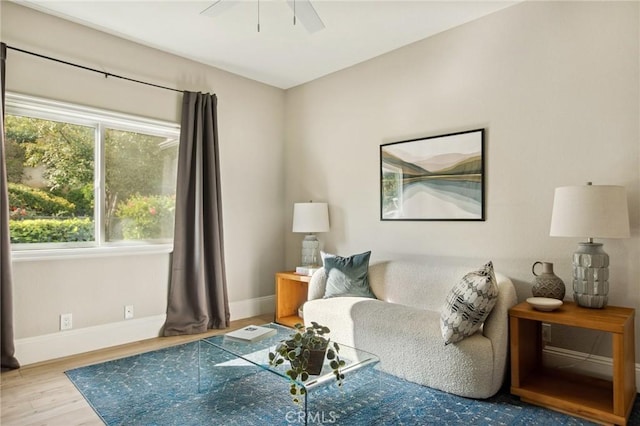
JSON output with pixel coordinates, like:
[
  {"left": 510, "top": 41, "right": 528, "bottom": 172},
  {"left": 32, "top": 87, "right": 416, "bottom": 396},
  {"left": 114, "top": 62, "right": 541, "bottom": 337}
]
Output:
[
  {"left": 440, "top": 261, "right": 498, "bottom": 345},
  {"left": 304, "top": 297, "right": 495, "bottom": 397},
  {"left": 321, "top": 251, "right": 376, "bottom": 299}
]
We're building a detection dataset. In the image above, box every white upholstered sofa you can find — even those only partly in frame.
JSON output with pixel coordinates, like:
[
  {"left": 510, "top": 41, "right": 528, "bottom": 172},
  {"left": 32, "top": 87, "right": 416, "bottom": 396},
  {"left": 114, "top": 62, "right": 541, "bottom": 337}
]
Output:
[{"left": 303, "top": 258, "right": 517, "bottom": 399}]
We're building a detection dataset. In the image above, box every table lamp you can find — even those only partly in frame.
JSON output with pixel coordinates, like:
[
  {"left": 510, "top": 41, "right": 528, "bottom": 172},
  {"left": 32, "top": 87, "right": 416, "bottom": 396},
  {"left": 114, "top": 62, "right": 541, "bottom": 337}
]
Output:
[
  {"left": 549, "top": 182, "right": 630, "bottom": 308},
  {"left": 292, "top": 202, "right": 329, "bottom": 267}
]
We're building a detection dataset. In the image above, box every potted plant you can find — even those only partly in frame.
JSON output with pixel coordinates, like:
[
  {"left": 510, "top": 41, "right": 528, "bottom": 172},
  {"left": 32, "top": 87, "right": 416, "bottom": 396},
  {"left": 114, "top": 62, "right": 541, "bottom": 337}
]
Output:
[{"left": 268, "top": 322, "right": 345, "bottom": 405}]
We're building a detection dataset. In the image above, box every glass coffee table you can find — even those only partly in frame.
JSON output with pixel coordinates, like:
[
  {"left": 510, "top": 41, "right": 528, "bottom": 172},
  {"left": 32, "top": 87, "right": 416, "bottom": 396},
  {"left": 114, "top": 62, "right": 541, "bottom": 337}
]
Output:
[{"left": 198, "top": 323, "right": 379, "bottom": 425}]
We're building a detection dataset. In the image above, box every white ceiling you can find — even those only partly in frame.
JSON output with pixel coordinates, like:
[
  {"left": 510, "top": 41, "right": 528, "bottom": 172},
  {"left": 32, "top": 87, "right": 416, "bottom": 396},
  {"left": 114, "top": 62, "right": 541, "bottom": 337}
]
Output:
[{"left": 14, "top": 0, "right": 518, "bottom": 89}]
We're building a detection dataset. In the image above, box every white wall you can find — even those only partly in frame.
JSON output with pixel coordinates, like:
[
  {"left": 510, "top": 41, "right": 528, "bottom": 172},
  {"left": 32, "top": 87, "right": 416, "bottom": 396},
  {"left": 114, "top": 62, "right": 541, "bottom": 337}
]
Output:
[
  {"left": 2, "top": 2, "right": 285, "bottom": 362},
  {"left": 284, "top": 1, "right": 640, "bottom": 360}
]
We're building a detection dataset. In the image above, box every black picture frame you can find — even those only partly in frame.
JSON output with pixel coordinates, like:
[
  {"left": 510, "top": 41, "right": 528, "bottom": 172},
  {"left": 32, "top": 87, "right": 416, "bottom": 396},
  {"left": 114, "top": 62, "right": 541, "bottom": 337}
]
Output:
[{"left": 380, "top": 128, "right": 485, "bottom": 221}]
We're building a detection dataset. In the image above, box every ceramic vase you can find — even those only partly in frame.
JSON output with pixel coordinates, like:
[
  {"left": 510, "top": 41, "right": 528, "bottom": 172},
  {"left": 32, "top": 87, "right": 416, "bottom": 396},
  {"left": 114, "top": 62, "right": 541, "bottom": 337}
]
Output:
[{"left": 531, "top": 261, "right": 565, "bottom": 300}]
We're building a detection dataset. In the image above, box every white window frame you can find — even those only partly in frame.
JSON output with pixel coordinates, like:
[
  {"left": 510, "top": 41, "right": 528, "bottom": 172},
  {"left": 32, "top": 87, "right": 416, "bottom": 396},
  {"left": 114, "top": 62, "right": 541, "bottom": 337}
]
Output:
[{"left": 5, "top": 92, "right": 180, "bottom": 261}]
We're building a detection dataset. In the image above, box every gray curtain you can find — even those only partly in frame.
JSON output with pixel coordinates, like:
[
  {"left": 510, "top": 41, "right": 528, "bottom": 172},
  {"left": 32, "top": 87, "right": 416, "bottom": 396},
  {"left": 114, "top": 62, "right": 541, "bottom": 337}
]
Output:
[
  {"left": 1, "top": 42, "right": 19, "bottom": 369},
  {"left": 163, "top": 92, "right": 229, "bottom": 336}
]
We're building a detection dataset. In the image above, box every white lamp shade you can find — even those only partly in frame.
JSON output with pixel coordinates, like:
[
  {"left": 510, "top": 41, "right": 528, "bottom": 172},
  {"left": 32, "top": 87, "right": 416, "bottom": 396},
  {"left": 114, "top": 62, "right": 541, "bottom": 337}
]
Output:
[
  {"left": 292, "top": 202, "right": 329, "bottom": 233},
  {"left": 550, "top": 184, "right": 630, "bottom": 238}
]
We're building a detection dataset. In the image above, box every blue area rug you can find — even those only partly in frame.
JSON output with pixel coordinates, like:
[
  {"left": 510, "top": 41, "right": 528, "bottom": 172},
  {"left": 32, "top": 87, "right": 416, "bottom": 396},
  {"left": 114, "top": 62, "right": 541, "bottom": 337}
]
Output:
[{"left": 66, "top": 341, "right": 639, "bottom": 425}]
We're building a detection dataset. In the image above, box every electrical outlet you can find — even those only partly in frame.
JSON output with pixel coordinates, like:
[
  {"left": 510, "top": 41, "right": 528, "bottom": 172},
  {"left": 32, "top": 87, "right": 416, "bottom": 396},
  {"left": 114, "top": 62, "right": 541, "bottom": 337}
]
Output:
[
  {"left": 542, "top": 323, "right": 551, "bottom": 343},
  {"left": 60, "top": 313, "right": 72, "bottom": 331},
  {"left": 124, "top": 305, "right": 134, "bottom": 320}
]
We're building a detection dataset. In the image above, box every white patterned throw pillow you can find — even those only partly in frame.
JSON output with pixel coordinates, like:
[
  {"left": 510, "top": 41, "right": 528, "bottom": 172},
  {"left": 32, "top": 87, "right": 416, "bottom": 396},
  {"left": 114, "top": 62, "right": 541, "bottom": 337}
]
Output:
[{"left": 440, "top": 261, "right": 499, "bottom": 345}]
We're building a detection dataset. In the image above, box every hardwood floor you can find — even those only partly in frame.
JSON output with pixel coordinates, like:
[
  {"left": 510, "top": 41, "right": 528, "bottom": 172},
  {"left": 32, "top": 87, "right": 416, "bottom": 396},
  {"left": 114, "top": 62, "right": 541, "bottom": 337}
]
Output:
[{"left": 0, "top": 314, "right": 274, "bottom": 426}]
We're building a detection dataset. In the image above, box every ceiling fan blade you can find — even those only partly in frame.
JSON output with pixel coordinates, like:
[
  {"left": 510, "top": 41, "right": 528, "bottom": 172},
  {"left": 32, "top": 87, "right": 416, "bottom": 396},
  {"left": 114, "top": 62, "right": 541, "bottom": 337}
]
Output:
[
  {"left": 286, "top": 0, "right": 325, "bottom": 33},
  {"left": 200, "top": 0, "right": 239, "bottom": 17}
]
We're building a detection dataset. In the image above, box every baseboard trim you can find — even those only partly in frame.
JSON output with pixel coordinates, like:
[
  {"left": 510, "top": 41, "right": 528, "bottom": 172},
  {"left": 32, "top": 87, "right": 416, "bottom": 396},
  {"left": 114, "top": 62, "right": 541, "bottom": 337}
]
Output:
[
  {"left": 543, "top": 345, "right": 640, "bottom": 387},
  {"left": 15, "top": 314, "right": 167, "bottom": 366},
  {"left": 15, "top": 295, "right": 275, "bottom": 366},
  {"left": 229, "top": 295, "right": 275, "bottom": 321},
  {"left": 16, "top": 305, "right": 639, "bottom": 380}
]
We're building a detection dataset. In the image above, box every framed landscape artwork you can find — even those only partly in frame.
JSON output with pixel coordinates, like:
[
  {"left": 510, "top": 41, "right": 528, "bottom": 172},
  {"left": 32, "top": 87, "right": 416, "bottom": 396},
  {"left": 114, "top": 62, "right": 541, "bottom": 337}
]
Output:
[{"left": 380, "top": 129, "right": 485, "bottom": 221}]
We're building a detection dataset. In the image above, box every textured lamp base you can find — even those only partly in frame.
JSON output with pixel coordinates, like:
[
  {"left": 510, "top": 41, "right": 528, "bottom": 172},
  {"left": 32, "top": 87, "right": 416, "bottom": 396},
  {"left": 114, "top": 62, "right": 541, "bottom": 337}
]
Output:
[
  {"left": 572, "top": 242, "right": 609, "bottom": 309},
  {"left": 300, "top": 234, "right": 320, "bottom": 267}
]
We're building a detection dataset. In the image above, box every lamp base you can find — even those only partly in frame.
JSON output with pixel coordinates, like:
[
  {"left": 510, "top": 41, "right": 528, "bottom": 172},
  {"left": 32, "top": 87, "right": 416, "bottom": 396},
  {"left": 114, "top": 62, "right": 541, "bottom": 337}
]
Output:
[
  {"left": 300, "top": 234, "right": 320, "bottom": 267},
  {"left": 572, "top": 242, "right": 609, "bottom": 309}
]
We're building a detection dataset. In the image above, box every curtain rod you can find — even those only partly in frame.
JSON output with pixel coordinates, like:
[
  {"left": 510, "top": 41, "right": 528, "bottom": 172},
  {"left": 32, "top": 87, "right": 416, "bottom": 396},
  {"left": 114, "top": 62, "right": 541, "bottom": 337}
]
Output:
[{"left": 5, "top": 44, "right": 184, "bottom": 94}]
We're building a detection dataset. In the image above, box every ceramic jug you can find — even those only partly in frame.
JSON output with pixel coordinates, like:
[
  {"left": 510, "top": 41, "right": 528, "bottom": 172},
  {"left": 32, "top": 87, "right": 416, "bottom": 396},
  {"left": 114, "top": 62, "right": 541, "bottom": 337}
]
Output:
[{"left": 531, "top": 261, "right": 565, "bottom": 300}]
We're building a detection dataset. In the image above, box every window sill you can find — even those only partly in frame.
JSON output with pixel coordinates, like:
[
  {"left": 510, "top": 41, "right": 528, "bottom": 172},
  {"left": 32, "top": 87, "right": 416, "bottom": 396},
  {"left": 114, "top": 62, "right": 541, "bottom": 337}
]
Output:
[{"left": 10, "top": 244, "right": 173, "bottom": 262}]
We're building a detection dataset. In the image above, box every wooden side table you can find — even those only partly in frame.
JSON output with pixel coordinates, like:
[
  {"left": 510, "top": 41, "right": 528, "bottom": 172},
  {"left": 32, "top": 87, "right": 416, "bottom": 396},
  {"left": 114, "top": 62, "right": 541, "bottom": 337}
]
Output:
[
  {"left": 274, "top": 271, "right": 311, "bottom": 327},
  {"left": 509, "top": 301, "right": 636, "bottom": 425}
]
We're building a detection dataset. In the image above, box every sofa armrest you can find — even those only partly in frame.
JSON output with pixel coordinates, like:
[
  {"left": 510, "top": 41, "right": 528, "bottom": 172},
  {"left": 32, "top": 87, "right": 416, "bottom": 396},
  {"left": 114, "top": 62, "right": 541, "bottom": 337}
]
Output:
[
  {"left": 483, "top": 273, "right": 517, "bottom": 341},
  {"left": 482, "top": 272, "right": 517, "bottom": 390},
  {"left": 307, "top": 268, "right": 327, "bottom": 300}
]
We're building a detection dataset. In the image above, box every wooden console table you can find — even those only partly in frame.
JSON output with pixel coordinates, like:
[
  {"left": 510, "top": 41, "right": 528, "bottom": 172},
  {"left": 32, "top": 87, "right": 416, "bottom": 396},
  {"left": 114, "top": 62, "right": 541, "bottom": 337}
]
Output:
[
  {"left": 509, "top": 301, "right": 636, "bottom": 425},
  {"left": 274, "top": 271, "right": 310, "bottom": 327}
]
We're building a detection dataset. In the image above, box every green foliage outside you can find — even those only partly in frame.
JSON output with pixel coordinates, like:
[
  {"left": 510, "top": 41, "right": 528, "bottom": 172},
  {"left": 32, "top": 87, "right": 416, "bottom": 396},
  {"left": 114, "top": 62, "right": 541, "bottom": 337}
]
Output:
[
  {"left": 115, "top": 194, "right": 175, "bottom": 240},
  {"left": 4, "top": 115, "right": 95, "bottom": 216},
  {"left": 5, "top": 136, "right": 25, "bottom": 183},
  {"left": 104, "top": 129, "right": 175, "bottom": 239},
  {"left": 9, "top": 218, "right": 94, "bottom": 244},
  {"left": 8, "top": 183, "right": 76, "bottom": 218},
  {"left": 55, "top": 184, "right": 94, "bottom": 217},
  {"left": 6, "top": 115, "right": 95, "bottom": 192}
]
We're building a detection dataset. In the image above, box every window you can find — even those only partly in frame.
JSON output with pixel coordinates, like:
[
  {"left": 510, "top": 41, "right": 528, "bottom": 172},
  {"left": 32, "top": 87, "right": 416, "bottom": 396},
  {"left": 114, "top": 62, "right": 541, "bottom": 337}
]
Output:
[
  {"left": 5, "top": 93, "right": 180, "bottom": 252},
  {"left": 381, "top": 163, "right": 403, "bottom": 219}
]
